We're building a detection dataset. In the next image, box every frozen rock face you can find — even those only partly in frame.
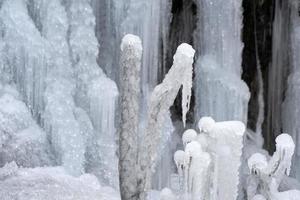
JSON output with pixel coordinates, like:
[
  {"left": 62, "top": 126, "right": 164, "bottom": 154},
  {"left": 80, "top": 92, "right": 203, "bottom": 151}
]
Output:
[
  {"left": 0, "top": 166, "right": 120, "bottom": 200},
  {"left": 0, "top": 86, "right": 52, "bottom": 168},
  {"left": 194, "top": 0, "right": 250, "bottom": 123}
]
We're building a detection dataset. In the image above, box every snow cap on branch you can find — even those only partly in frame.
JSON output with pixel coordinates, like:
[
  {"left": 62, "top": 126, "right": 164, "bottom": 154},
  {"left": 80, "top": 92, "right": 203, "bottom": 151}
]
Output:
[
  {"left": 185, "top": 141, "right": 202, "bottom": 158},
  {"left": 198, "top": 116, "right": 215, "bottom": 133},
  {"left": 275, "top": 133, "right": 295, "bottom": 176},
  {"left": 120, "top": 34, "right": 142, "bottom": 58},
  {"left": 182, "top": 129, "right": 197, "bottom": 146},
  {"left": 248, "top": 153, "right": 268, "bottom": 172},
  {"left": 174, "top": 150, "right": 185, "bottom": 168}
]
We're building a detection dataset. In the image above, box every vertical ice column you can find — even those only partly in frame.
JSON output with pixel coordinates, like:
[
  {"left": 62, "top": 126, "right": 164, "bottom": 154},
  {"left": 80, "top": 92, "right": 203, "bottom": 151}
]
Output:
[
  {"left": 40, "top": 0, "right": 86, "bottom": 176},
  {"left": 91, "top": 0, "right": 118, "bottom": 81},
  {"left": 0, "top": 0, "right": 49, "bottom": 120},
  {"left": 66, "top": 0, "right": 119, "bottom": 187},
  {"left": 194, "top": 0, "right": 250, "bottom": 123},
  {"left": 0, "top": 0, "right": 88, "bottom": 176},
  {"left": 282, "top": 1, "right": 300, "bottom": 181},
  {"left": 265, "top": 0, "right": 290, "bottom": 151}
]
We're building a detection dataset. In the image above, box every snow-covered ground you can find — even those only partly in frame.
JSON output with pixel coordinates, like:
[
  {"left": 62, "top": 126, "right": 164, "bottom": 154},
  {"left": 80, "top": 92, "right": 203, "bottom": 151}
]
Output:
[{"left": 0, "top": 164, "right": 120, "bottom": 200}]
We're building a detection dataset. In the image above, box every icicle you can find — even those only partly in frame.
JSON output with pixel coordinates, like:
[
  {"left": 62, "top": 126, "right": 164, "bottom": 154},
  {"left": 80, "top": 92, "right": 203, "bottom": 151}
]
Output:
[{"left": 253, "top": 1, "right": 265, "bottom": 147}]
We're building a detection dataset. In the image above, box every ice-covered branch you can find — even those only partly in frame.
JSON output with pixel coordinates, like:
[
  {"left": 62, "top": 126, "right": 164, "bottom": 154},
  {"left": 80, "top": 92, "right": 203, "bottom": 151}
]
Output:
[
  {"left": 138, "top": 43, "right": 195, "bottom": 199},
  {"left": 247, "top": 134, "right": 298, "bottom": 199},
  {"left": 119, "top": 34, "right": 142, "bottom": 200}
]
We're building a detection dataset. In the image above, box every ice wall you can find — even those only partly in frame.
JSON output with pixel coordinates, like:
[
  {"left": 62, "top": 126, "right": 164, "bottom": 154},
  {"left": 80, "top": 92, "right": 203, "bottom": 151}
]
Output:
[
  {"left": 65, "top": 0, "right": 119, "bottom": 187},
  {"left": 0, "top": 0, "right": 49, "bottom": 120},
  {"left": 0, "top": 85, "right": 53, "bottom": 168},
  {"left": 0, "top": 0, "right": 119, "bottom": 188},
  {"left": 282, "top": 0, "right": 300, "bottom": 181},
  {"left": 194, "top": 0, "right": 250, "bottom": 123}
]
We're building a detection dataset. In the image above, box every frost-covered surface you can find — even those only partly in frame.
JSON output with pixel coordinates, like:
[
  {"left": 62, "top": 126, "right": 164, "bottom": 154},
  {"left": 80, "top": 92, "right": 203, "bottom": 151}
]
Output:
[
  {"left": 0, "top": 86, "right": 52, "bottom": 168},
  {"left": 119, "top": 34, "right": 142, "bottom": 200},
  {"left": 0, "top": 165, "right": 120, "bottom": 200},
  {"left": 139, "top": 43, "right": 195, "bottom": 197},
  {"left": 194, "top": 0, "right": 250, "bottom": 123}
]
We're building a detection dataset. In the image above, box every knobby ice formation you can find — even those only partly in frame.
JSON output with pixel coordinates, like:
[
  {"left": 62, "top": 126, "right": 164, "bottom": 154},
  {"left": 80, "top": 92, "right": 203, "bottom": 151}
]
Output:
[
  {"left": 247, "top": 134, "right": 300, "bottom": 200},
  {"left": 171, "top": 117, "right": 245, "bottom": 200}
]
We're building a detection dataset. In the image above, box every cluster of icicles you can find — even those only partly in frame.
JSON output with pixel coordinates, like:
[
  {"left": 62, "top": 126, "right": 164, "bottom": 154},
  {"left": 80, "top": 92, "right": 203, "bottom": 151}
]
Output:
[{"left": 157, "top": 117, "right": 299, "bottom": 200}]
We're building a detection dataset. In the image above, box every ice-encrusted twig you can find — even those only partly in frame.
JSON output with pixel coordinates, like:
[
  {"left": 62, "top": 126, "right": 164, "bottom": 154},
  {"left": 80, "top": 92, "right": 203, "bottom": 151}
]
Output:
[
  {"left": 138, "top": 43, "right": 195, "bottom": 199},
  {"left": 119, "top": 34, "right": 142, "bottom": 200}
]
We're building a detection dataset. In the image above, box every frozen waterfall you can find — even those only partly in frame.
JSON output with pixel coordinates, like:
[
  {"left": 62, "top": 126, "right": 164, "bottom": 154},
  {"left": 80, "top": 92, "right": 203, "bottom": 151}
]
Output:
[
  {"left": 0, "top": 0, "right": 119, "bottom": 188},
  {"left": 1, "top": 0, "right": 300, "bottom": 199},
  {"left": 194, "top": 0, "right": 250, "bottom": 124}
]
